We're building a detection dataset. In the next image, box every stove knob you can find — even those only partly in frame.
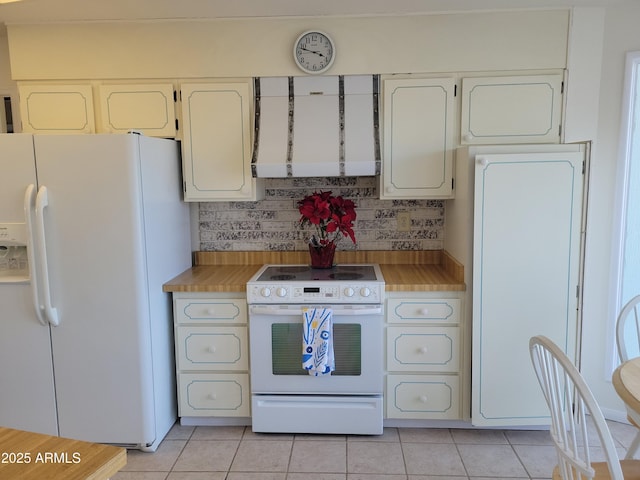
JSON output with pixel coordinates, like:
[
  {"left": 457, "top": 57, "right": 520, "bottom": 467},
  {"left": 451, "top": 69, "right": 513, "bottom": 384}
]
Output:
[
  {"left": 360, "top": 287, "right": 372, "bottom": 297},
  {"left": 260, "top": 287, "right": 271, "bottom": 298},
  {"left": 344, "top": 287, "right": 355, "bottom": 297},
  {"left": 276, "top": 287, "right": 287, "bottom": 298}
]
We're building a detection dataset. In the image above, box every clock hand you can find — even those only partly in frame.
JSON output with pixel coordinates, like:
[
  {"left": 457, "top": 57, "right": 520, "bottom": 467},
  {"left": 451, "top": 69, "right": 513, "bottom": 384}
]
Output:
[{"left": 301, "top": 46, "right": 326, "bottom": 58}]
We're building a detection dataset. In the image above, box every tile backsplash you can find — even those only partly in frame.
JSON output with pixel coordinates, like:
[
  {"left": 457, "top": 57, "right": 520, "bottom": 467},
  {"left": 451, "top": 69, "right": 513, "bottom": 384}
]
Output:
[{"left": 198, "top": 176, "right": 444, "bottom": 251}]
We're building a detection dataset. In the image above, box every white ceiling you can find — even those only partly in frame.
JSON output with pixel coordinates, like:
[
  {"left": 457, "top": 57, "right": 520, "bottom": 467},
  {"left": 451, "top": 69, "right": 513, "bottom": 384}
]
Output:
[{"left": 0, "top": 0, "right": 628, "bottom": 25}]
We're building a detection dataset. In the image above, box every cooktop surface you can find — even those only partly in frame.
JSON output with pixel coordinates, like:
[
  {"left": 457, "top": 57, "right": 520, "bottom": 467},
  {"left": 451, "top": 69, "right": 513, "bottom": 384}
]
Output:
[{"left": 252, "top": 264, "right": 381, "bottom": 283}]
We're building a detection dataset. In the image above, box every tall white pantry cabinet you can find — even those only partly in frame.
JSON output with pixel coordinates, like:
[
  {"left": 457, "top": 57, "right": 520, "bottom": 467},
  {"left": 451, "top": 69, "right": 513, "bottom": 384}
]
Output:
[{"left": 467, "top": 144, "right": 587, "bottom": 427}]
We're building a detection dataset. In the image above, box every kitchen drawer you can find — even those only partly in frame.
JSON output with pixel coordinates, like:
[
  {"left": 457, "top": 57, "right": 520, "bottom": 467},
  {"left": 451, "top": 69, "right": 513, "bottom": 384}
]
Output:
[
  {"left": 386, "top": 374, "right": 460, "bottom": 419},
  {"left": 175, "top": 299, "right": 247, "bottom": 325},
  {"left": 387, "top": 326, "right": 459, "bottom": 372},
  {"left": 176, "top": 326, "right": 248, "bottom": 371},
  {"left": 178, "top": 373, "right": 250, "bottom": 417},
  {"left": 387, "top": 298, "right": 460, "bottom": 324}
]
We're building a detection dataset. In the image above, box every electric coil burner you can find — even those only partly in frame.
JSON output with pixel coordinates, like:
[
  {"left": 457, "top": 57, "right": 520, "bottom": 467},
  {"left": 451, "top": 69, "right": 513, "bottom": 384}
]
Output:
[{"left": 247, "top": 264, "right": 385, "bottom": 435}]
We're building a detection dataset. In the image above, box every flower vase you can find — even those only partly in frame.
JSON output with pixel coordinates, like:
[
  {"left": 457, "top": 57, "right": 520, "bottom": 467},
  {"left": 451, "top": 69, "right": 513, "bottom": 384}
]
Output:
[{"left": 308, "top": 242, "right": 336, "bottom": 269}]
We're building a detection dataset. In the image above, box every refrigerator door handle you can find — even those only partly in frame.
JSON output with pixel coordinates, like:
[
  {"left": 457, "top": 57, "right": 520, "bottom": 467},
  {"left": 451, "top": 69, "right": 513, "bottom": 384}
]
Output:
[
  {"left": 24, "top": 184, "right": 47, "bottom": 326},
  {"left": 34, "top": 186, "right": 60, "bottom": 327}
]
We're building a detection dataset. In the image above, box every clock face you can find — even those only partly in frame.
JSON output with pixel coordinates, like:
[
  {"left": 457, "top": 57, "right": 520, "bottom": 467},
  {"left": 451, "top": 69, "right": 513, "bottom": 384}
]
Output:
[{"left": 294, "top": 31, "right": 335, "bottom": 74}]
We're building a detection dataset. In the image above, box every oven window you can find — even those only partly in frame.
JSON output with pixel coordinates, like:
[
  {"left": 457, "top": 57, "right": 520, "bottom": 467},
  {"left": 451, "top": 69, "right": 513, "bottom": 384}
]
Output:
[{"left": 271, "top": 323, "right": 361, "bottom": 376}]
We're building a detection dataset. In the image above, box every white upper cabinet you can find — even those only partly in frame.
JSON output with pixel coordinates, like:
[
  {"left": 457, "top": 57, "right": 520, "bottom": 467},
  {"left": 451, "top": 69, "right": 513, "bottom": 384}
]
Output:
[
  {"left": 180, "top": 81, "right": 264, "bottom": 202},
  {"left": 19, "top": 84, "right": 95, "bottom": 134},
  {"left": 98, "top": 84, "right": 176, "bottom": 137},
  {"left": 460, "top": 74, "right": 563, "bottom": 145},
  {"left": 381, "top": 77, "right": 455, "bottom": 199}
]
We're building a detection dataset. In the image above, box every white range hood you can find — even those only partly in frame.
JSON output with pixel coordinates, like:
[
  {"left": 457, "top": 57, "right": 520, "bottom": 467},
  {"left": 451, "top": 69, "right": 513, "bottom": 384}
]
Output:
[{"left": 251, "top": 75, "right": 381, "bottom": 178}]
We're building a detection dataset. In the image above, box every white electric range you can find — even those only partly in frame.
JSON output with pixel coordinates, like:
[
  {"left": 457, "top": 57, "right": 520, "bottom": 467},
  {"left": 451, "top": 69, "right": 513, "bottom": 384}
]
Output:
[{"left": 246, "top": 264, "right": 385, "bottom": 435}]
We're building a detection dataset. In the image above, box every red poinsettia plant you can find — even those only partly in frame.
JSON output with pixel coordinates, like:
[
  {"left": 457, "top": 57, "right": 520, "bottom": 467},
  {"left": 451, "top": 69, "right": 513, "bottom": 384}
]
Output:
[{"left": 297, "top": 191, "right": 357, "bottom": 247}]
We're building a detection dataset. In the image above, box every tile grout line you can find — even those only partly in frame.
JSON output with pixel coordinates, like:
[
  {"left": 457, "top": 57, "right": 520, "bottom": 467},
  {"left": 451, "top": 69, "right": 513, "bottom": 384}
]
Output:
[
  {"left": 451, "top": 435, "right": 472, "bottom": 480},
  {"left": 165, "top": 424, "right": 195, "bottom": 477},
  {"left": 224, "top": 425, "right": 248, "bottom": 476}
]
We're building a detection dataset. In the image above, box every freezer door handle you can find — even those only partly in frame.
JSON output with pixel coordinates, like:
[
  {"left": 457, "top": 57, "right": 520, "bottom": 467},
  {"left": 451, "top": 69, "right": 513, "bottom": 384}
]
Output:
[
  {"left": 23, "top": 184, "right": 47, "bottom": 326},
  {"left": 34, "top": 186, "right": 59, "bottom": 327}
]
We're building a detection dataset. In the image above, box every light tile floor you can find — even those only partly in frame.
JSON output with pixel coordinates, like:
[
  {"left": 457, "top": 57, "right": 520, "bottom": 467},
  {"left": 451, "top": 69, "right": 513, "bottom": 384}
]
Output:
[{"left": 112, "top": 420, "right": 639, "bottom": 480}]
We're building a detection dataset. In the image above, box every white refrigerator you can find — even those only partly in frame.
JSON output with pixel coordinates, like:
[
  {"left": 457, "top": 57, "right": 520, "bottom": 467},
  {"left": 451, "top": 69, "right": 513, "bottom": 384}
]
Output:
[{"left": 0, "top": 133, "right": 191, "bottom": 451}]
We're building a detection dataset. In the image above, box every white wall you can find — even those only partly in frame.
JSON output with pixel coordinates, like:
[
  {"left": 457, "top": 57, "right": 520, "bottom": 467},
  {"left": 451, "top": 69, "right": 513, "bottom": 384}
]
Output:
[
  {"left": 581, "top": 0, "right": 640, "bottom": 419},
  {"left": 6, "top": 10, "right": 568, "bottom": 80},
  {"left": 563, "top": 7, "right": 605, "bottom": 143},
  {"left": 0, "top": 27, "right": 19, "bottom": 132},
  {"left": 0, "top": 29, "right": 11, "bottom": 88}
]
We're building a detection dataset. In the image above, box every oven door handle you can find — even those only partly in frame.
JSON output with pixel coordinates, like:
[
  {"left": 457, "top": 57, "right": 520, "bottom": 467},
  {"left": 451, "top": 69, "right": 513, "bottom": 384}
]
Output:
[{"left": 249, "top": 305, "right": 383, "bottom": 316}]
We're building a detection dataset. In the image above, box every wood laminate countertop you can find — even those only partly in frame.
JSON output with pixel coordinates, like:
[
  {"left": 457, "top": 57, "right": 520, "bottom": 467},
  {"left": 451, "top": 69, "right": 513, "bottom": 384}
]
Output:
[
  {"left": 0, "top": 427, "right": 126, "bottom": 480},
  {"left": 163, "top": 250, "right": 465, "bottom": 293}
]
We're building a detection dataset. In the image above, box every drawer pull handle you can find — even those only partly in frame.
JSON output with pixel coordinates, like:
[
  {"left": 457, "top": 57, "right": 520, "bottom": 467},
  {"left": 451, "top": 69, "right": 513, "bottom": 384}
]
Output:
[
  {"left": 419, "top": 308, "right": 429, "bottom": 316},
  {"left": 418, "top": 346, "right": 429, "bottom": 354},
  {"left": 208, "top": 393, "right": 217, "bottom": 400},
  {"left": 205, "top": 308, "right": 216, "bottom": 315},
  {"left": 419, "top": 395, "right": 428, "bottom": 403},
  {"left": 208, "top": 346, "right": 217, "bottom": 353}
]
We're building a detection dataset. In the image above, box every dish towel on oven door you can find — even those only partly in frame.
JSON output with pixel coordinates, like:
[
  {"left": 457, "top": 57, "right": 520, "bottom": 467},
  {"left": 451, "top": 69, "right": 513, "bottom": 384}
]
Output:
[{"left": 302, "top": 307, "right": 335, "bottom": 376}]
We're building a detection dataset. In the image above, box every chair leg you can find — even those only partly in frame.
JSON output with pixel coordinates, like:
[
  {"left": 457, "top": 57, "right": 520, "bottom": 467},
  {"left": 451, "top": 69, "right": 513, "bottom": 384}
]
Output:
[{"left": 625, "top": 432, "right": 640, "bottom": 459}]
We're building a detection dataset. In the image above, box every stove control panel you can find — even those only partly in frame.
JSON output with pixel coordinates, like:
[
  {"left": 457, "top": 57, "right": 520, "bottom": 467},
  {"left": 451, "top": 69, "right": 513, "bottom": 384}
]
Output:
[{"left": 247, "top": 283, "right": 383, "bottom": 304}]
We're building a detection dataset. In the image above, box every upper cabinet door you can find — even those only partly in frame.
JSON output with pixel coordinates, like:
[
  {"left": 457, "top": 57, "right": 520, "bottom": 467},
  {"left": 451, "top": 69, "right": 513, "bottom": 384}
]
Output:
[
  {"left": 19, "top": 84, "right": 95, "bottom": 134},
  {"left": 381, "top": 77, "right": 455, "bottom": 199},
  {"left": 461, "top": 74, "right": 563, "bottom": 145},
  {"left": 180, "top": 82, "right": 263, "bottom": 202},
  {"left": 98, "top": 84, "right": 176, "bottom": 137}
]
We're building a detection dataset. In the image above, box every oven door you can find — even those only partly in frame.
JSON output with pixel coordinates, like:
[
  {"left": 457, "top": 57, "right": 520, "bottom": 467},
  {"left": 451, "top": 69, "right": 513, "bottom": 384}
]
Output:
[{"left": 249, "top": 304, "right": 383, "bottom": 395}]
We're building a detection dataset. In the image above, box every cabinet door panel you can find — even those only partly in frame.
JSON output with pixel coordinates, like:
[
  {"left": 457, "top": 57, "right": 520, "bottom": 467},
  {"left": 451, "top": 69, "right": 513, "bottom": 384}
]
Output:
[
  {"left": 387, "top": 374, "right": 460, "bottom": 419},
  {"left": 180, "top": 82, "right": 262, "bottom": 201},
  {"left": 99, "top": 84, "right": 176, "bottom": 136},
  {"left": 381, "top": 77, "right": 454, "bottom": 199},
  {"left": 177, "top": 326, "right": 248, "bottom": 371},
  {"left": 179, "top": 373, "right": 250, "bottom": 417},
  {"left": 175, "top": 299, "right": 247, "bottom": 325},
  {"left": 461, "top": 75, "right": 562, "bottom": 145},
  {"left": 19, "top": 84, "right": 95, "bottom": 133},
  {"left": 387, "top": 326, "right": 460, "bottom": 372},
  {"left": 472, "top": 150, "right": 583, "bottom": 426},
  {"left": 387, "top": 299, "right": 460, "bottom": 324}
]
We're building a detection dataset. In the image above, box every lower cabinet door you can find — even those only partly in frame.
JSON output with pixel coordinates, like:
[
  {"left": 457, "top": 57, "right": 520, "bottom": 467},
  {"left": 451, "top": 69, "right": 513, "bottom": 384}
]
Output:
[
  {"left": 386, "top": 374, "right": 460, "bottom": 419},
  {"left": 176, "top": 326, "right": 248, "bottom": 371},
  {"left": 387, "top": 326, "right": 460, "bottom": 372},
  {"left": 179, "top": 373, "right": 250, "bottom": 417}
]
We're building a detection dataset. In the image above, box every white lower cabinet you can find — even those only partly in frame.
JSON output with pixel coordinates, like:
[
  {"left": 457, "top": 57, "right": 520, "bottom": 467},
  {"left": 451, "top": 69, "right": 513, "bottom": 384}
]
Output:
[
  {"left": 176, "top": 326, "right": 248, "bottom": 371},
  {"left": 385, "top": 294, "right": 464, "bottom": 421},
  {"left": 172, "top": 293, "right": 250, "bottom": 420},
  {"left": 179, "top": 373, "right": 250, "bottom": 417},
  {"left": 387, "top": 375, "right": 460, "bottom": 419},
  {"left": 387, "top": 326, "right": 460, "bottom": 373}
]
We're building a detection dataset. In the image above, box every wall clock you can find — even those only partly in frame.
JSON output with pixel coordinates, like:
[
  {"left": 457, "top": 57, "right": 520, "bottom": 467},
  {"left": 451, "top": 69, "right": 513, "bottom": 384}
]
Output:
[{"left": 293, "top": 30, "right": 335, "bottom": 74}]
